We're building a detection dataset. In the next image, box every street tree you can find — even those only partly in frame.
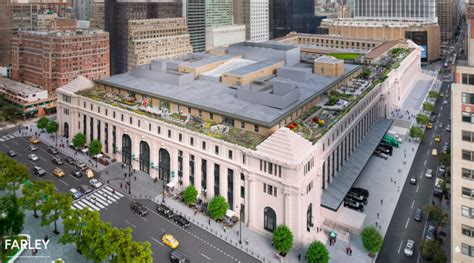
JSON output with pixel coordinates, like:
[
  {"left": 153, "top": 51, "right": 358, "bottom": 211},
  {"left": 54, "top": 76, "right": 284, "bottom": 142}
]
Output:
[
  {"left": 109, "top": 227, "right": 132, "bottom": 262},
  {"left": 272, "top": 225, "right": 294, "bottom": 255},
  {"left": 1, "top": 104, "right": 23, "bottom": 124},
  {"left": 20, "top": 180, "right": 55, "bottom": 218},
  {"left": 438, "top": 152, "right": 451, "bottom": 167},
  {"left": 362, "top": 68, "right": 371, "bottom": 79},
  {"left": 72, "top": 133, "right": 86, "bottom": 150},
  {"left": 60, "top": 208, "right": 99, "bottom": 250},
  {"left": 306, "top": 241, "right": 329, "bottom": 263},
  {"left": 46, "top": 120, "right": 59, "bottom": 146},
  {"left": 416, "top": 114, "right": 429, "bottom": 126},
  {"left": 421, "top": 240, "right": 447, "bottom": 262},
  {"left": 41, "top": 192, "right": 72, "bottom": 234},
  {"left": 122, "top": 240, "right": 153, "bottom": 262},
  {"left": 0, "top": 153, "right": 30, "bottom": 195},
  {"left": 88, "top": 139, "right": 102, "bottom": 168},
  {"left": 36, "top": 116, "right": 49, "bottom": 131},
  {"left": 182, "top": 185, "right": 198, "bottom": 205},
  {"left": 423, "top": 102, "right": 434, "bottom": 112},
  {"left": 409, "top": 127, "right": 424, "bottom": 140},
  {"left": 207, "top": 195, "right": 228, "bottom": 220},
  {"left": 361, "top": 225, "right": 383, "bottom": 256},
  {"left": 428, "top": 90, "right": 439, "bottom": 100},
  {"left": 0, "top": 194, "right": 24, "bottom": 237},
  {"left": 424, "top": 205, "right": 448, "bottom": 229}
]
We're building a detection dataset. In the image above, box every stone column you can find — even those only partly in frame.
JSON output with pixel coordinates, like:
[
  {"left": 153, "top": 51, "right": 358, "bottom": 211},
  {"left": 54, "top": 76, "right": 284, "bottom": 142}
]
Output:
[
  {"left": 220, "top": 165, "right": 228, "bottom": 200},
  {"left": 171, "top": 148, "right": 179, "bottom": 183},
  {"left": 233, "top": 171, "right": 241, "bottom": 212},
  {"left": 194, "top": 155, "right": 202, "bottom": 194},
  {"left": 246, "top": 176, "right": 254, "bottom": 226},
  {"left": 284, "top": 190, "right": 291, "bottom": 226},
  {"left": 183, "top": 153, "right": 190, "bottom": 187},
  {"left": 206, "top": 161, "right": 214, "bottom": 199}
]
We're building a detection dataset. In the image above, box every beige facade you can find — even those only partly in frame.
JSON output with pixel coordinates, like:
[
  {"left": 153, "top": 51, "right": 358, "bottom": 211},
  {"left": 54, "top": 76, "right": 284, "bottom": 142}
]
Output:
[
  {"left": 90, "top": 0, "right": 105, "bottom": 30},
  {"left": 437, "top": 0, "right": 460, "bottom": 42},
  {"left": 320, "top": 19, "right": 440, "bottom": 62},
  {"left": 205, "top": 25, "right": 246, "bottom": 51},
  {"left": 314, "top": 56, "right": 344, "bottom": 77},
  {"left": 127, "top": 18, "right": 193, "bottom": 70}
]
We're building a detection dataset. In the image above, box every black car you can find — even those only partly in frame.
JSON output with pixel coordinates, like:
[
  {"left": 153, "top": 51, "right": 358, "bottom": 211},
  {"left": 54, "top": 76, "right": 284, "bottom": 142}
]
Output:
[
  {"left": 173, "top": 215, "right": 190, "bottom": 228},
  {"left": 343, "top": 199, "right": 364, "bottom": 212},
  {"left": 48, "top": 146, "right": 59, "bottom": 154},
  {"left": 350, "top": 187, "right": 369, "bottom": 198},
  {"left": 376, "top": 145, "right": 391, "bottom": 155},
  {"left": 373, "top": 150, "right": 388, "bottom": 160},
  {"left": 7, "top": 149, "right": 16, "bottom": 157},
  {"left": 65, "top": 157, "right": 75, "bottom": 164},
  {"left": 156, "top": 204, "right": 174, "bottom": 218},
  {"left": 52, "top": 156, "right": 64, "bottom": 165},
  {"left": 131, "top": 202, "right": 148, "bottom": 216},
  {"left": 78, "top": 184, "right": 93, "bottom": 194},
  {"left": 170, "top": 250, "right": 187, "bottom": 263},
  {"left": 71, "top": 170, "right": 83, "bottom": 178},
  {"left": 378, "top": 143, "right": 393, "bottom": 155},
  {"left": 346, "top": 192, "right": 368, "bottom": 205}
]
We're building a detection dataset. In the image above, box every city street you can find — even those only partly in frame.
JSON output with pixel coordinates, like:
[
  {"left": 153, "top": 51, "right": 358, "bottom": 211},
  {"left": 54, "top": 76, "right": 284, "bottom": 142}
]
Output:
[
  {"left": 0, "top": 130, "right": 259, "bottom": 263},
  {"left": 377, "top": 80, "right": 452, "bottom": 263}
]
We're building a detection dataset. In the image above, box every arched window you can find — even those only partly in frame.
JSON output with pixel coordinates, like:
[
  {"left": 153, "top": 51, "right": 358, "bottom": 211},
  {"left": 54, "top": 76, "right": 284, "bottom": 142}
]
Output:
[
  {"left": 63, "top": 122, "right": 69, "bottom": 138},
  {"left": 139, "top": 141, "right": 150, "bottom": 174},
  {"left": 122, "top": 134, "right": 131, "bottom": 165},
  {"left": 159, "top": 148, "right": 171, "bottom": 183},
  {"left": 307, "top": 203, "right": 313, "bottom": 232},
  {"left": 264, "top": 207, "right": 276, "bottom": 232}
]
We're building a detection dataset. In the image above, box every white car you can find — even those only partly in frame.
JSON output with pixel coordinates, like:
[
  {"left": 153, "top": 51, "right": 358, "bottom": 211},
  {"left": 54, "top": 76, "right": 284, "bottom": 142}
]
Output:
[
  {"left": 425, "top": 169, "right": 433, "bottom": 178},
  {"left": 89, "top": 178, "right": 103, "bottom": 189},
  {"left": 28, "top": 154, "right": 39, "bottom": 161},
  {"left": 443, "top": 99, "right": 448, "bottom": 104},
  {"left": 404, "top": 239, "right": 415, "bottom": 257},
  {"left": 70, "top": 188, "right": 82, "bottom": 200}
]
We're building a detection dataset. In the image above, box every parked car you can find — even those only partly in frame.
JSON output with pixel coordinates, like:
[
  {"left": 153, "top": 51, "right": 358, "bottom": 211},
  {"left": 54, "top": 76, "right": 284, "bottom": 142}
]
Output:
[
  {"left": 432, "top": 149, "right": 438, "bottom": 157},
  {"left": 52, "top": 156, "right": 64, "bottom": 165},
  {"left": 350, "top": 187, "right": 369, "bottom": 198},
  {"left": 343, "top": 199, "right": 364, "bottom": 212},
  {"left": 33, "top": 166, "right": 46, "bottom": 177},
  {"left": 78, "top": 184, "right": 93, "bottom": 195},
  {"left": 131, "top": 202, "right": 148, "bottom": 216},
  {"left": 346, "top": 192, "right": 367, "bottom": 205},
  {"left": 414, "top": 208, "right": 423, "bottom": 222},
  {"left": 438, "top": 165, "right": 446, "bottom": 176},
  {"left": 425, "top": 225, "right": 435, "bottom": 241},
  {"left": 156, "top": 204, "right": 174, "bottom": 218},
  {"left": 53, "top": 168, "right": 65, "bottom": 178},
  {"left": 445, "top": 124, "right": 451, "bottom": 132},
  {"left": 404, "top": 240, "right": 415, "bottom": 257},
  {"left": 89, "top": 179, "right": 103, "bottom": 188},
  {"left": 410, "top": 177, "right": 417, "bottom": 185},
  {"left": 70, "top": 188, "right": 82, "bottom": 200},
  {"left": 376, "top": 146, "right": 390, "bottom": 155},
  {"left": 28, "top": 154, "right": 39, "bottom": 161},
  {"left": 173, "top": 215, "right": 190, "bottom": 228},
  {"left": 425, "top": 169, "right": 433, "bottom": 179},
  {"left": 7, "top": 149, "right": 16, "bottom": 157},
  {"left": 29, "top": 137, "right": 40, "bottom": 144},
  {"left": 28, "top": 145, "right": 38, "bottom": 151},
  {"left": 170, "top": 250, "right": 187, "bottom": 263},
  {"left": 162, "top": 234, "right": 179, "bottom": 249},
  {"left": 429, "top": 115, "right": 436, "bottom": 122},
  {"left": 71, "top": 170, "right": 83, "bottom": 178},
  {"left": 48, "top": 146, "right": 59, "bottom": 154},
  {"left": 65, "top": 157, "right": 75, "bottom": 164},
  {"left": 373, "top": 150, "right": 388, "bottom": 160},
  {"left": 75, "top": 160, "right": 87, "bottom": 170}
]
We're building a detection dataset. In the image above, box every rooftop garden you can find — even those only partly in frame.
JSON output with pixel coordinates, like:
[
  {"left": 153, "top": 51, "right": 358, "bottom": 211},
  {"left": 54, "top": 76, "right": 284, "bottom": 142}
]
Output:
[
  {"left": 76, "top": 89, "right": 267, "bottom": 150},
  {"left": 328, "top": 53, "right": 361, "bottom": 60}
]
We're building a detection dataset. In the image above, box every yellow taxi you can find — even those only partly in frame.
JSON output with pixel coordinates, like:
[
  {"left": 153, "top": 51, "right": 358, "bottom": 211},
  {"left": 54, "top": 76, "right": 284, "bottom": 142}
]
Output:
[
  {"left": 432, "top": 148, "right": 438, "bottom": 157},
  {"left": 85, "top": 168, "right": 94, "bottom": 179},
  {"left": 29, "top": 137, "right": 40, "bottom": 144},
  {"left": 434, "top": 134, "right": 441, "bottom": 143},
  {"left": 53, "top": 168, "right": 65, "bottom": 178},
  {"left": 426, "top": 123, "right": 433, "bottom": 129},
  {"left": 162, "top": 234, "right": 179, "bottom": 249}
]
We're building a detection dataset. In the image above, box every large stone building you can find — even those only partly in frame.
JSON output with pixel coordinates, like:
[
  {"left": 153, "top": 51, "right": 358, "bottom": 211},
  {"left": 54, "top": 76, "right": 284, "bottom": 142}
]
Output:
[
  {"left": 233, "top": 0, "right": 269, "bottom": 42},
  {"left": 11, "top": 30, "right": 110, "bottom": 94},
  {"left": 104, "top": 0, "right": 182, "bottom": 75},
  {"left": 437, "top": 0, "right": 460, "bottom": 43},
  {"left": 57, "top": 39, "right": 424, "bottom": 246},
  {"left": 90, "top": 0, "right": 105, "bottom": 29},
  {"left": 0, "top": 0, "right": 72, "bottom": 66},
  {"left": 205, "top": 25, "right": 246, "bottom": 50},
  {"left": 127, "top": 18, "right": 193, "bottom": 70},
  {"left": 74, "top": 0, "right": 93, "bottom": 20}
]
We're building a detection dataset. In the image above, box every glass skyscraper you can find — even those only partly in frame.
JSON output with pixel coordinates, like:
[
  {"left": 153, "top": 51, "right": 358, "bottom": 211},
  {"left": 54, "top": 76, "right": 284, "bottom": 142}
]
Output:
[{"left": 353, "top": 0, "right": 437, "bottom": 22}]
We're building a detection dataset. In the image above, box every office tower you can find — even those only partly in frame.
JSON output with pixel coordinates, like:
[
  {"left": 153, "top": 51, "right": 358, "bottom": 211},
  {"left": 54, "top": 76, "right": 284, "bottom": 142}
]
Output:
[
  {"left": 353, "top": 0, "right": 437, "bottom": 22},
  {"left": 127, "top": 18, "right": 192, "bottom": 70},
  {"left": 187, "top": 0, "right": 205, "bottom": 52},
  {"left": 105, "top": 0, "right": 182, "bottom": 75},
  {"left": 90, "top": 0, "right": 105, "bottom": 29},
  {"left": 11, "top": 29, "right": 110, "bottom": 94},
  {"left": 437, "top": 0, "right": 460, "bottom": 42},
  {"left": 74, "top": 0, "right": 93, "bottom": 20},
  {"left": 271, "top": 0, "right": 323, "bottom": 38},
  {"left": 234, "top": 0, "right": 269, "bottom": 42},
  {"left": 205, "top": 0, "right": 232, "bottom": 27}
]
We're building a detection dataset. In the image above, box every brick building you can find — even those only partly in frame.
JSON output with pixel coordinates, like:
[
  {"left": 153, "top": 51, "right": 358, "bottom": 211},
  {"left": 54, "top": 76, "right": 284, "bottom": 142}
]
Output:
[{"left": 11, "top": 30, "right": 110, "bottom": 94}]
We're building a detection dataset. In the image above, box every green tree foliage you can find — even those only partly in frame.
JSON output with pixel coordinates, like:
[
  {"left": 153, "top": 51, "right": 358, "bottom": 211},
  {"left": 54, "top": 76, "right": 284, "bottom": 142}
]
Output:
[
  {"left": 409, "top": 127, "right": 424, "bottom": 140},
  {"left": 362, "top": 68, "right": 371, "bottom": 79},
  {"left": 0, "top": 104, "right": 23, "bottom": 123},
  {"left": 0, "top": 153, "right": 30, "bottom": 195},
  {"left": 182, "top": 185, "right": 198, "bottom": 205},
  {"left": 20, "top": 180, "right": 55, "bottom": 218},
  {"left": 207, "top": 195, "right": 228, "bottom": 220},
  {"left": 361, "top": 225, "right": 383, "bottom": 256},
  {"left": 88, "top": 139, "right": 102, "bottom": 157},
  {"left": 424, "top": 205, "right": 448, "bottom": 229},
  {"left": 36, "top": 116, "right": 49, "bottom": 131},
  {"left": 46, "top": 120, "right": 59, "bottom": 145},
  {"left": 41, "top": 192, "right": 72, "bottom": 234},
  {"left": 306, "top": 241, "right": 329, "bottom": 263},
  {"left": 421, "top": 240, "right": 447, "bottom": 262},
  {"left": 416, "top": 114, "right": 429, "bottom": 126},
  {"left": 272, "top": 225, "right": 294, "bottom": 255},
  {"left": 428, "top": 91, "right": 440, "bottom": 100},
  {"left": 438, "top": 152, "right": 450, "bottom": 167},
  {"left": 72, "top": 133, "right": 86, "bottom": 149},
  {"left": 0, "top": 194, "right": 24, "bottom": 237},
  {"left": 423, "top": 102, "right": 434, "bottom": 112}
]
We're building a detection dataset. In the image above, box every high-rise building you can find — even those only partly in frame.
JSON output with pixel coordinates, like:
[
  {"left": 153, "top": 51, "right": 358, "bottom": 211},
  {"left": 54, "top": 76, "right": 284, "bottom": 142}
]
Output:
[
  {"left": 451, "top": 2, "right": 474, "bottom": 260},
  {"left": 0, "top": 0, "right": 72, "bottom": 66},
  {"left": 437, "top": 0, "right": 460, "bottom": 42},
  {"left": 234, "top": 0, "right": 269, "bottom": 42},
  {"left": 127, "top": 18, "right": 192, "bottom": 70},
  {"left": 353, "top": 0, "right": 437, "bottom": 22},
  {"left": 205, "top": 0, "right": 232, "bottom": 27},
  {"left": 270, "top": 0, "right": 324, "bottom": 38},
  {"left": 90, "top": 0, "right": 105, "bottom": 29},
  {"left": 105, "top": 0, "right": 182, "bottom": 75},
  {"left": 186, "top": 0, "right": 205, "bottom": 52},
  {"left": 11, "top": 30, "right": 110, "bottom": 94},
  {"left": 74, "top": 0, "right": 93, "bottom": 20}
]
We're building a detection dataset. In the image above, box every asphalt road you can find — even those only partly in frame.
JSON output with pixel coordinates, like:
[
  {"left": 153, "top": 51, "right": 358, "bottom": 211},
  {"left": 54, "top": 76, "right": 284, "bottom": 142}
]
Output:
[
  {"left": 0, "top": 130, "right": 259, "bottom": 263},
  {"left": 377, "top": 80, "right": 452, "bottom": 263}
]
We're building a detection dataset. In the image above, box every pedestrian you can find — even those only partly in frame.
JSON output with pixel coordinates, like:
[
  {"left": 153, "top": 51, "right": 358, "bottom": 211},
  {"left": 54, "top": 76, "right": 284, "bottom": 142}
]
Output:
[
  {"left": 412, "top": 147, "right": 414, "bottom": 152},
  {"left": 245, "top": 238, "right": 249, "bottom": 245},
  {"left": 124, "top": 172, "right": 127, "bottom": 178},
  {"left": 390, "top": 177, "right": 393, "bottom": 182},
  {"left": 112, "top": 188, "right": 115, "bottom": 194},
  {"left": 32, "top": 248, "right": 38, "bottom": 255},
  {"left": 380, "top": 199, "right": 383, "bottom": 205},
  {"left": 345, "top": 247, "right": 349, "bottom": 255},
  {"left": 134, "top": 176, "right": 136, "bottom": 181},
  {"left": 120, "top": 183, "right": 123, "bottom": 188},
  {"left": 208, "top": 219, "right": 211, "bottom": 225},
  {"left": 375, "top": 222, "right": 378, "bottom": 227},
  {"left": 377, "top": 212, "right": 379, "bottom": 218},
  {"left": 298, "top": 253, "right": 301, "bottom": 261},
  {"left": 349, "top": 248, "right": 352, "bottom": 255},
  {"left": 44, "top": 235, "right": 49, "bottom": 242},
  {"left": 223, "top": 226, "right": 226, "bottom": 232}
]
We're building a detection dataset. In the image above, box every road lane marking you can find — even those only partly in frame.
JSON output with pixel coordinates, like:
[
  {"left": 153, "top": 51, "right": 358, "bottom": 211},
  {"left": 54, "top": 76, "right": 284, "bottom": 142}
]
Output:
[
  {"left": 411, "top": 200, "right": 415, "bottom": 209},
  {"left": 124, "top": 219, "right": 136, "bottom": 228},
  {"left": 151, "top": 237, "right": 163, "bottom": 246},
  {"left": 11, "top": 140, "right": 19, "bottom": 146},
  {"left": 398, "top": 240, "right": 403, "bottom": 254},
  {"left": 140, "top": 216, "right": 148, "bottom": 222},
  {"left": 417, "top": 252, "right": 421, "bottom": 263},
  {"left": 58, "top": 178, "right": 69, "bottom": 186},
  {"left": 405, "top": 218, "right": 410, "bottom": 229},
  {"left": 424, "top": 160, "right": 427, "bottom": 166},
  {"left": 82, "top": 199, "right": 101, "bottom": 210},
  {"left": 39, "top": 157, "right": 47, "bottom": 162},
  {"left": 440, "top": 106, "right": 444, "bottom": 111},
  {"left": 69, "top": 175, "right": 80, "bottom": 182},
  {"left": 430, "top": 141, "right": 433, "bottom": 146},
  {"left": 416, "top": 185, "right": 420, "bottom": 192},
  {"left": 200, "top": 253, "right": 212, "bottom": 261}
]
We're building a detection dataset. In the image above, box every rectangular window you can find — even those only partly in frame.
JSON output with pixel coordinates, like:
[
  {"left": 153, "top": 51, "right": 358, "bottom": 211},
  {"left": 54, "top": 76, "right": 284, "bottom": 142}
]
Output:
[
  {"left": 227, "top": 169, "right": 234, "bottom": 209},
  {"left": 242, "top": 154, "right": 246, "bottom": 164},
  {"left": 268, "top": 162, "right": 273, "bottom": 174},
  {"left": 190, "top": 137, "right": 194, "bottom": 146},
  {"left": 202, "top": 141, "right": 206, "bottom": 150},
  {"left": 241, "top": 121, "right": 245, "bottom": 129},
  {"left": 179, "top": 133, "right": 182, "bottom": 142},
  {"left": 90, "top": 104, "right": 93, "bottom": 110},
  {"left": 215, "top": 146, "right": 219, "bottom": 155},
  {"left": 463, "top": 150, "right": 473, "bottom": 161},
  {"left": 461, "top": 243, "right": 474, "bottom": 257},
  {"left": 178, "top": 150, "right": 183, "bottom": 184},
  {"left": 210, "top": 113, "right": 214, "bottom": 120},
  {"left": 214, "top": 164, "right": 220, "bottom": 196},
  {"left": 98, "top": 106, "right": 101, "bottom": 114},
  {"left": 188, "top": 107, "right": 191, "bottom": 114},
  {"left": 190, "top": 155, "right": 195, "bottom": 185},
  {"left": 463, "top": 187, "right": 474, "bottom": 199},
  {"left": 240, "top": 186, "right": 245, "bottom": 198},
  {"left": 198, "top": 110, "right": 202, "bottom": 117},
  {"left": 462, "top": 92, "right": 474, "bottom": 104},
  {"left": 228, "top": 150, "right": 233, "bottom": 160},
  {"left": 463, "top": 168, "right": 474, "bottom": 180},
  {"left": 168, "top": 130, "right": 171, "bottom": 138},
  {"left": 201, "top": 159, "right": 207, "bottom": 191},
  {"left": 113, "top": 111, "right": 116, "bottom": 119},
  {"left": 462, "top": 225, "right": 474, "bottom": 237},
  {"left": 138, "top": 120, "right": 140, "bottom": 127},
  {"left": 241, "top": 173, "right": 245, "bottom": 180},
  {"left": 157, "top": 126, "right": 161, "bottom": 134},
  {"left": 462, "top": 205, "right": 474, "bottom": 218},
  {"left": 268, "top": 185, "right": 273, "bottom": 195},
  {"left": 148, "top": 123, "right": 151, "bottom": 131},
  {"left": 129, "top": 117, "right": 132, "bottom": 125},
  {"left": 263, "top": 183, "right": 266, "bottom": 193},
  {"left": 463, "top": 130, "right": 473, "bottom": 142},
  {"left": 121, "top": 114, "right": 124, "bottom": 122},
  {"left": 254, "top": 125, "right": 259, "bottom": 133}
]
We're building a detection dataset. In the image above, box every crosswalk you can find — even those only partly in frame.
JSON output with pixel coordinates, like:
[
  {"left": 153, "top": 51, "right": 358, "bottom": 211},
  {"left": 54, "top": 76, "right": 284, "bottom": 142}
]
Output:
[
  {"left": 0, "top": 133, "right": 18, "bottom": 142},
  {"left": 72, "top": 186, "right": 124, "bottom": 211}
]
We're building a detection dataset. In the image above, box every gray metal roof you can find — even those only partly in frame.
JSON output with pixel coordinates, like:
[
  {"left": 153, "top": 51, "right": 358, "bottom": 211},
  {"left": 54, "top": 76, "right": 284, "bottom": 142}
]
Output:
[
  {"left": 320, "top": 119, "right": 393, "bottom": 211},
  {"left": 225, "top": 59, "right": 283, "bottom": 76},
  {"left": 176, "top": 54, "right": 237, "bottom": 68},
  {"left": 231, "top": 41, "right": 297, "bottom": 51},
  {"left": 96, "top": 63, "right": 360, "bottom": 127},
  {"left": 315, "top": 56, "right": 341, "bottom": 63}
]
